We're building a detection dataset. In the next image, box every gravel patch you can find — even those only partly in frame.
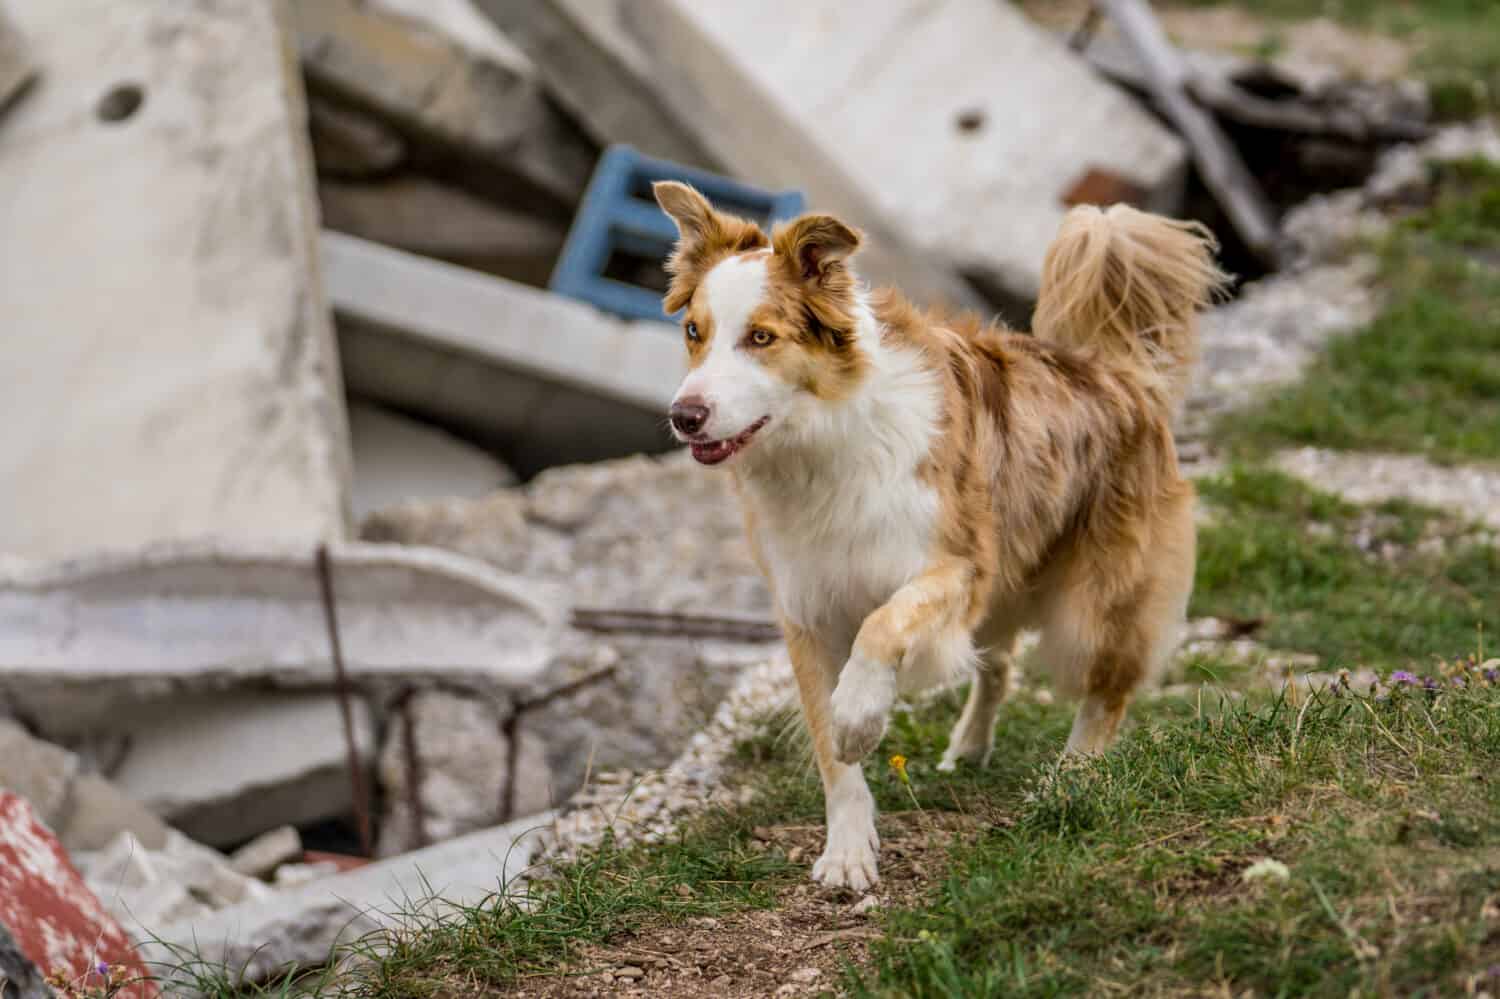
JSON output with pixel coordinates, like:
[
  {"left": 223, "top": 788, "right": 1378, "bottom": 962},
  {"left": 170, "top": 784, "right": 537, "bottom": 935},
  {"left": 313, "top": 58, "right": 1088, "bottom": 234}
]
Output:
[{"left": 1275, "top": 446, "right": 1500, "bottom": 528}]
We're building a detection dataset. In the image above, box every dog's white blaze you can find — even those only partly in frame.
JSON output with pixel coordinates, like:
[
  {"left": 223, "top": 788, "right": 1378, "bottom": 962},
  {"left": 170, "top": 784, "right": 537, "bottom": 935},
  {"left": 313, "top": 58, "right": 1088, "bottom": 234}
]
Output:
[
  {"left": 673, "top": 253, "right": 777, "bottom": 442},
  {"left": 743, "top": 295, "right": 943, "bottom": 652}
]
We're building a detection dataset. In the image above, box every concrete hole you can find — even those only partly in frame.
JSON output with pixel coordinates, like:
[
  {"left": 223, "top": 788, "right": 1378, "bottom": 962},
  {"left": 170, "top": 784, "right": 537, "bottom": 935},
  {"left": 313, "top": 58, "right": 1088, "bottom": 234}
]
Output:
[
  {"left": 96, "top": 82, "right": 144, "bottom": 123},
  {"left": 955, "top": 108, "right": 986, "bottom": 135}
]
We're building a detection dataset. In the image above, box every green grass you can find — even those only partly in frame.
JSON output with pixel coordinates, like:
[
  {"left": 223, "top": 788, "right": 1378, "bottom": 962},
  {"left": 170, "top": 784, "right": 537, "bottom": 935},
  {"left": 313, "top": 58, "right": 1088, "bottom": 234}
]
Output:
[
  {"left": 1223, "top": 160, "right": 1500, "bottom": 465},
  {"left": 1191, "top": 466, "right": 1499, "bottom": 666},
  {"left": 1169, "top": 0, "right": 1500, "bottom": 118},
  {"left": 858, "top": 674, "right": 1500, "bottom": 998}
]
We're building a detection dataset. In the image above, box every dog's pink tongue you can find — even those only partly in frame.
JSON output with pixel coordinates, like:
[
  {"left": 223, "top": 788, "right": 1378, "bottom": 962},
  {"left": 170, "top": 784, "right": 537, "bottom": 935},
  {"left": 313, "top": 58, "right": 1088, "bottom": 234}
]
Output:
[{"left": 690, "top": 439, "right": 735, "bottom": 465}]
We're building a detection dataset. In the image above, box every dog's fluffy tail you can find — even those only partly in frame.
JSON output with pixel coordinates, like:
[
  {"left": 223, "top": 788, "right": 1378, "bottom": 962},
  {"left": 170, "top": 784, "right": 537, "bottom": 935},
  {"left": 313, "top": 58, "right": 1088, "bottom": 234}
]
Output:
[{"left": 1033, "top": 204, "right": 1228, "bottom": 410}]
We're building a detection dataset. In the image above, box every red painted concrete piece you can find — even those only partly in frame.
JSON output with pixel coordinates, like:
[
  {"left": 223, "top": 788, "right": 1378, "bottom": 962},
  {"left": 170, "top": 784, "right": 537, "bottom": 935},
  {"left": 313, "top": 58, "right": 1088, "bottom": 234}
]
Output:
[{"left": 0, "top": 792, "right": 157, "bottom": 998}]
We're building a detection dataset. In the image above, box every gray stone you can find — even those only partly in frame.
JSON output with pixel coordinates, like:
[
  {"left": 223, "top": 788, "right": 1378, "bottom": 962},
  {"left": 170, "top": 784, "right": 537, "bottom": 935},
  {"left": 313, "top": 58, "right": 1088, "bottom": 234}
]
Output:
[
  {"left": 109, "top": 693, "right": 376, "bottom": 848},
  {"left": 348, "top": 400, "right": 516, "bottom": 521},
  {"left": 320, "top": 177, "right": 566, "bottom": 285},
  {"left": 630, "top": 0, "right": 1186, "bottom": 308},
  {"left": 0, "top": 720, "right": 169, "bottom": 854},
  {"left": 141, "top": 813, "right": 554, "bottom": 988},
  {"left": 228, "top": 826, "right": 303, "bottom": 880},
  {"left": 376, "top": 690, "right": 511, "bottom": 857},
  {"left": 54, "top": 775, "right": 171, "bottom": 854},
  {"left": 0, "top": 719, "right": 76, "bottom": 830},
  {"left": 0, "top": 540, "right": 564, "bottom": 733},
  {"left": 0, "top": 0, "right": 351, "bottom": 562},
  {"left": 293, "top": 0, "right": 595, "bottom": 209}
]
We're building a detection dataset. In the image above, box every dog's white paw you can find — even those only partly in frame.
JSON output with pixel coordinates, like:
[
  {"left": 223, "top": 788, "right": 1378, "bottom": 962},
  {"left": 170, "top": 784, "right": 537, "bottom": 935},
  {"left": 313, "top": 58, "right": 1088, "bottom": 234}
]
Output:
[
  {"left": 830, "top": 653, "right": 895, "bottom": 763},
  {"left": 812, "top": 816, "right": 880, "bottom": 892}
]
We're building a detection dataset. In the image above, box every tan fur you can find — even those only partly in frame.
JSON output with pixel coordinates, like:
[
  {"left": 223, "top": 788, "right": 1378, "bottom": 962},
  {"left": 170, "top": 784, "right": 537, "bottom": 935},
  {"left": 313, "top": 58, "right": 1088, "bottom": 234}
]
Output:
[{"left": 655, "top": 181, "right": 1228, "bottom": 885}]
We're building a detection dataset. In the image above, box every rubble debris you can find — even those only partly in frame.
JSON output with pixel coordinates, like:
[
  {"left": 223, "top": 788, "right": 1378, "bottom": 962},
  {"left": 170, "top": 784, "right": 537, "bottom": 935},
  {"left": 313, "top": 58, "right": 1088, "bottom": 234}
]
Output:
[
  {"left": 0, "top": 0, "right": 350, "bottom": 562},
  {"left": 363, "top": 453, "right": 775, "bottom": 804},
  {"left": 630, "top": 0, "right": 1185, "bottom": 310},
  {"left": 141, "top": 813, "right": 553, "bottom": 988},
  {"left": 0, "top": 719, "right": 169, "bottom": 854},
  {"left": 325, "top": 231, "right": 682, "bottom": 473},
  {"left": 307, "top": 95, "right": 406, "bottom": 178},
  {"left": 0, "top": 923, "right": 50, "bottom": 999},
  {"left": 293, "top": 0, "right": 595, "bottom": 211},
  {"left": 0, "top": 793, "right": 155, "bottom": 999},
  {"left": 107, "top": 693, "right": 375, "bottom": 849},
  {"left": 347, "top": 400, "right": 517, "bottom": 521},
  {"left": 228, "top": 826, "right": 303, "bottom": 881},
  {"left": 74, "top": 831, "right": 273, "bottom": 933},
  {"left": 1097, "top": 0, "right": 1285, "bottom": 270},
  {"left": 0, "top": 540, "right": 564, "bottom": 733},
  {"left": 376, "top": 690, "right": 510, "bottom": 857},
  {"left": 473, "top": 0, "right": 719, "bottom": 169},
  {"left": 0, "top": 3, "right": 33, "bottom": 118},
  {"left": 368, "top": 0, "right": 533, "bottom": 73}
]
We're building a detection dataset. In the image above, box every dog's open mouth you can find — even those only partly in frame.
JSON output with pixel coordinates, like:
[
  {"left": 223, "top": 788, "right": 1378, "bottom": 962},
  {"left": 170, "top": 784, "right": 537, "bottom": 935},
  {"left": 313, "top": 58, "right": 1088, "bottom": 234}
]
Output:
[{"left": 689, "top": 415, "right": 769, "bottom": 466}]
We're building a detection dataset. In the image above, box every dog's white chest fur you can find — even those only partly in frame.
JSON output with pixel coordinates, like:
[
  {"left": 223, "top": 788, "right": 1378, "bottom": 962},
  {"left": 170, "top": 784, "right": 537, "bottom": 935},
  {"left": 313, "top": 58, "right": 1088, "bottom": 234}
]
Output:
[{"left": 742, "top": 329, "right": 942, "bottom": 651}]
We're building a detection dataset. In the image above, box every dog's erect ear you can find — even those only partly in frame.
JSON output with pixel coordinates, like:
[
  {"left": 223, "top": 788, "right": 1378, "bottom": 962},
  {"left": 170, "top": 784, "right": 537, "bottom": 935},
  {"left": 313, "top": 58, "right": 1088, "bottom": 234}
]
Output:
[
  {"left": 654, "top": 181, "right": 769, "bottom": 313},
  {"left": 774, "top": 215, "right": 862, "bottom": 283}
]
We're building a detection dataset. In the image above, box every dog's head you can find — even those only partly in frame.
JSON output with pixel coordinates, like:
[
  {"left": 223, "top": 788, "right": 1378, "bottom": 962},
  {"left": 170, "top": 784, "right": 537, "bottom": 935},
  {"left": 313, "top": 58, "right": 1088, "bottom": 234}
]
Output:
[{"left": 654, "top": 181, "right": 870, "bottom": 467}]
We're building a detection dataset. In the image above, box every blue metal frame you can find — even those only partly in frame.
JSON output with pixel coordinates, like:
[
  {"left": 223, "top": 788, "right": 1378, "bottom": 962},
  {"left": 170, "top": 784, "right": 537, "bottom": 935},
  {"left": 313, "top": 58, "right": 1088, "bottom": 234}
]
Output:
[{"left": 550, "top": 145, "right": 806, "bottom": 322}]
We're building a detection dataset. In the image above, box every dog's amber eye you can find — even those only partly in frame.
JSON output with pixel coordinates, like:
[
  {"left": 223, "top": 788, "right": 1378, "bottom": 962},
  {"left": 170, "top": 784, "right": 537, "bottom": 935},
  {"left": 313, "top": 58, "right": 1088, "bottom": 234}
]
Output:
[
  {"left": 749, "top": 328, "right": 775, "bottom": 347},
  {"left": 685, "top": 321, "right": 701, "bottom": 342}
]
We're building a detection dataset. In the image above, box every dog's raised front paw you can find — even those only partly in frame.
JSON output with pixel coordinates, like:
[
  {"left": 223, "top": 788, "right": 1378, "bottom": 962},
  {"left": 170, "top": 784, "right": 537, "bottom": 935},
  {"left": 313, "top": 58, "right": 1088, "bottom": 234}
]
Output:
[
  {"left": 830, "top": 653, "right": 895, "bottom": 763},
  {"left": 812, "top": 821, "right": 880, "bottom": 891}
]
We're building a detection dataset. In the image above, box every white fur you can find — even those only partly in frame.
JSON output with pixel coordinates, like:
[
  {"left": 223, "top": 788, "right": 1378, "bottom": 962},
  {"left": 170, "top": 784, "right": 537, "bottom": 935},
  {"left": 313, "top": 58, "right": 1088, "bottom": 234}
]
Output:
[
  {"left": 811, "top": 763, "right": 879, "bottom": 891},
  {"left": 671, "top": 254, "right": 787, "bottom": 444},
  {"left": 741, "top": 298, "right": 943, "bottom": 648}
]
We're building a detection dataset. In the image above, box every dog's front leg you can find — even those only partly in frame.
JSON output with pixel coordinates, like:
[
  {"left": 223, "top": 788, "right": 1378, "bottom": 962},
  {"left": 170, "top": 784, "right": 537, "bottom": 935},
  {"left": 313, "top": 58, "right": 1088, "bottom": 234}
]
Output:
[
  {"left": 831, "top": 558, "right": 977, "bottom": 763},
  {"left": 786, "top": 624, "right": 880, "bottom": 891}
]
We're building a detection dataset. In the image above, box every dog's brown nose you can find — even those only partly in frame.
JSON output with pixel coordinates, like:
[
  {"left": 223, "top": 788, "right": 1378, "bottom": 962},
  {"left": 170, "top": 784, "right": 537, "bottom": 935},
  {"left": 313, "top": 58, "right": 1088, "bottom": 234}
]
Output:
[{"left": 670, "top": 397, "right": 710, "bottom": 436}]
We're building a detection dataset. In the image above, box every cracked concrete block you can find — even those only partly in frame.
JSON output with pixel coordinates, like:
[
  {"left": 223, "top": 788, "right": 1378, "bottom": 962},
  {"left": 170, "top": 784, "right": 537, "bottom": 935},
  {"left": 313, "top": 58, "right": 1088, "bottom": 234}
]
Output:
[
  {"left": 0, "top": 0, "right": 351, "bottom": 561},
  {"left": 141, "top": 812, "right": 553, "bottom": 986},
  {"left": 631, "top": 0, "right": 1187, "bottom": 308},
  {"left": 293, "top": 0, "right": 595, "bottom": 209},
  {"left": 109, "top": 693, "right": 376, "bottom": 849},
  {"left": 348, "top": 400, "right": 517, "bottom": 520},
  {"left": 0, "top": 540, "right": 565, "bottom": 732}
]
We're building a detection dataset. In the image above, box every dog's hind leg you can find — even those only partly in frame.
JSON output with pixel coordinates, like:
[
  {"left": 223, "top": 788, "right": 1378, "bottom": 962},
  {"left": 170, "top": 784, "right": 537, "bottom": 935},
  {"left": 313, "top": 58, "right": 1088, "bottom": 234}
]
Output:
[
  {"left": 939, "top": 622, "right": 1019, "bottom": 771},
  {"left": 786, "top": 622, "right": 881, "bottom": 891}
]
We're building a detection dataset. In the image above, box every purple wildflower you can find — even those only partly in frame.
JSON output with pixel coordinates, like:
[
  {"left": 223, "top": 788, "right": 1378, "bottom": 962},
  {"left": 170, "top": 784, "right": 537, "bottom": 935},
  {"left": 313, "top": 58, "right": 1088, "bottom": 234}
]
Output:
[
  {"left": 1452, "top": 676, "right": 1466, "bottom": 688},
  {"left": 1391, "top": 670, "right": 1418, "bottom": 686},
  {"left": 1485, "top": 668, "right": 1498, "bottom": 684},
  {"left": 95, "top": 960, "right": 109, "bottom": 977}
]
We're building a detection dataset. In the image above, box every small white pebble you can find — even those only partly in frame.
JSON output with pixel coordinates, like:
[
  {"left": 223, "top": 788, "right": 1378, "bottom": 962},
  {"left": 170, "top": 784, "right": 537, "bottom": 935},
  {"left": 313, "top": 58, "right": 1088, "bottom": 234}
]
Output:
[
  {"left": 851, "top": 894, "right": 881, "bottom": 915},
  {"left": 1241, "top": 858, "right": 1290, "bottom": 883}
]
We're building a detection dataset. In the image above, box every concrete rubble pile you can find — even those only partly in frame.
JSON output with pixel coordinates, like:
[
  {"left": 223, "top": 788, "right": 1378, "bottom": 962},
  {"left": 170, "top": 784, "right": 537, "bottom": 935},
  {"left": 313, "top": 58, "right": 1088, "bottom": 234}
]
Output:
[{"left": 0, "top": 0, "right": 1454, "bottom": 987}]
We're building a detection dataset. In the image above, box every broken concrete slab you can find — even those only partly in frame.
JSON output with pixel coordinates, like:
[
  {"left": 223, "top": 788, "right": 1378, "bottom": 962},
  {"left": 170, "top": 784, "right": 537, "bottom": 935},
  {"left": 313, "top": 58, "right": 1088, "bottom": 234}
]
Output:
[
  {"left": 228, "top": 826, "right": 303, "bottom": 881},
  {"left": 325, "top": 231, "right": 681, "bottom": 473},
  {"left": 320, "top": 176, "right": 567, "bottom": 285},
  {"left": 308, "top": 95, "right": 406, "bottom": 177},
  {"left": 0, "top": 0, "right": 351, "bottom": 562},
  {"left": 632, "top": 0, "right": 1187, "bottom": 309},
  {"left": 293, "top": 0, "right": 595, "bottom": 210},
  {"left": 473, "top": 0, "right": 719, "bottom": 168},
  {"left": 142, "top": 813, "right": 553, "bottom": 986},
  {"left": 74, "top": 831, "right": 274, "bottom": 931},
  {"left": 108, "top": 693, "right": 375, "bottom": 848},
  {"left": 0, "top": 540, "right": 565, "bottom": 733},
  {"left": 0, "top": 719, "right": 170, "bottom": 854},
  {"left": 348, "top": 400, "right": 516, "bottom": 521}
]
